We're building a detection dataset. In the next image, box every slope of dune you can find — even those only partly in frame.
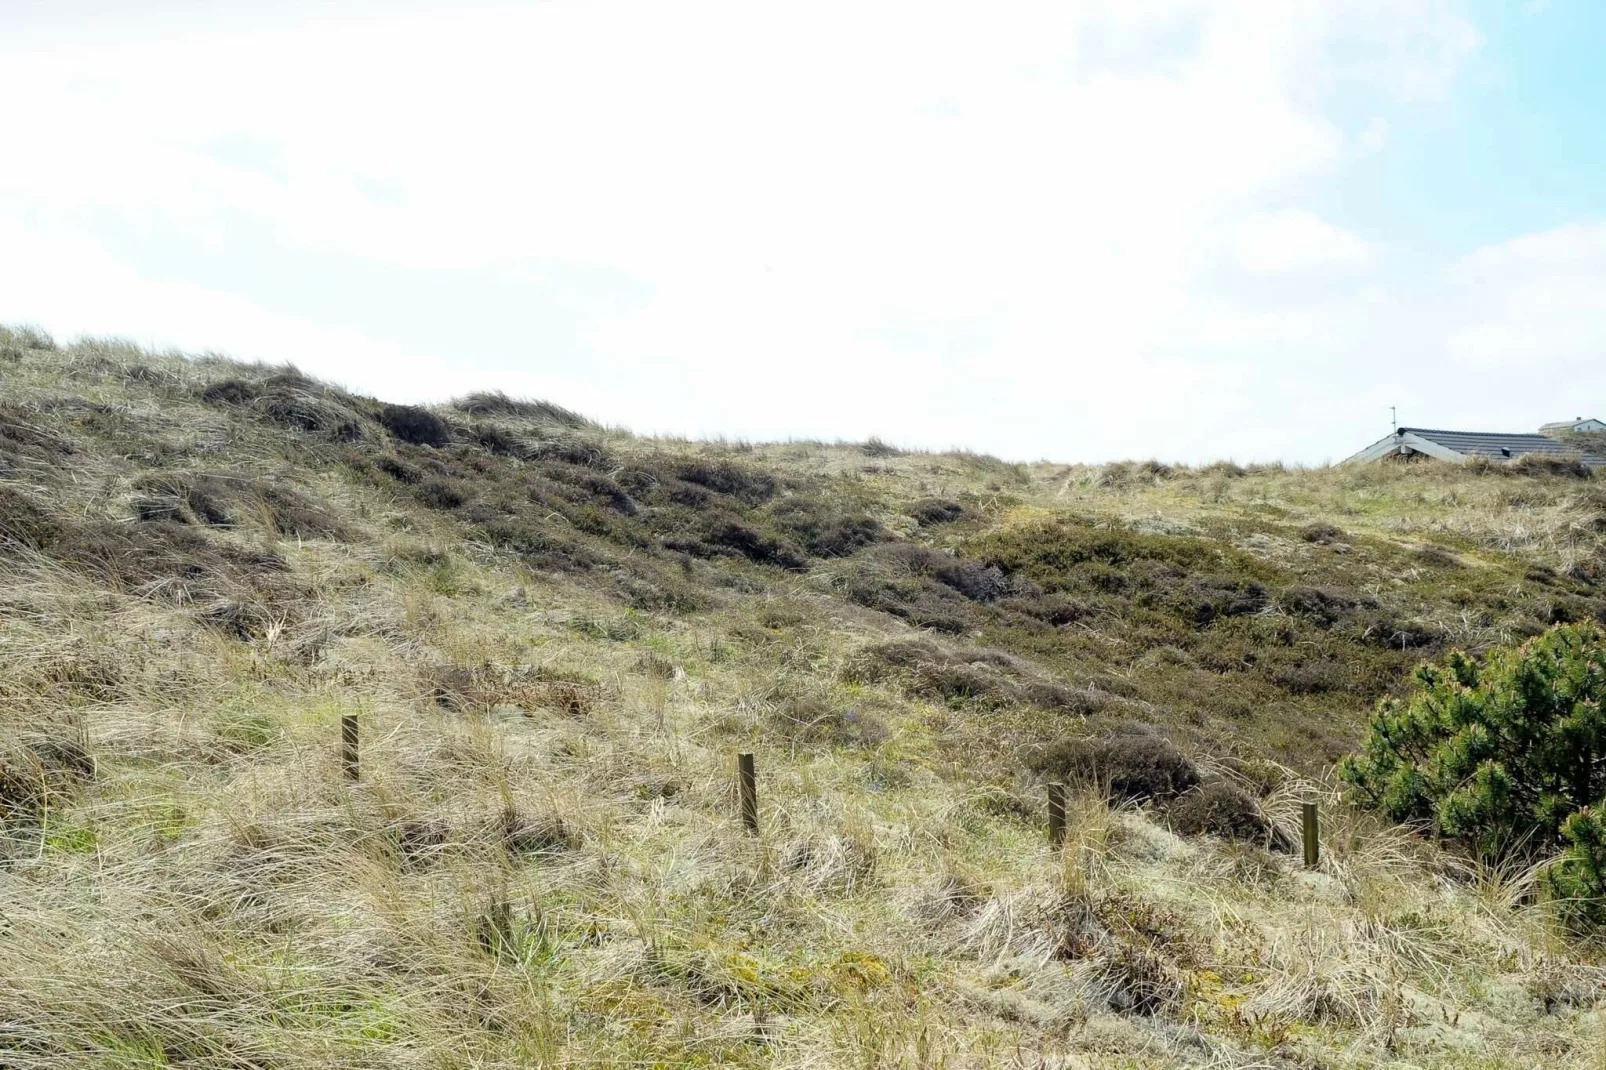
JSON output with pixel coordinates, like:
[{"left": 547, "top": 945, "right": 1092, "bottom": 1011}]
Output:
[{"left": 3, "top": 323, "right": 1605, "bottom": 1068}]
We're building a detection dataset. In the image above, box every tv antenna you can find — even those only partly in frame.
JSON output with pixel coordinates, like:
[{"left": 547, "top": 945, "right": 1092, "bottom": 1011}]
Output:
[{"left": 1390, "top": 406, "right": 1397, "bottom": 431}]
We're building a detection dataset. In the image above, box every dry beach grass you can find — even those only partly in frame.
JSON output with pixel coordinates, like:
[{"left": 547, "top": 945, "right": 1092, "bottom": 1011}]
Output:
[{"left": 3, "top": 324, "right": 1606, "bottom": 1067}]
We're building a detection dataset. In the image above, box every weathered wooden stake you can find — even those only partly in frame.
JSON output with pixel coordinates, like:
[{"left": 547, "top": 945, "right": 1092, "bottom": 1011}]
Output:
[
  {"left": 1302, "top": 802, "right": 1319, "bottom": 868},
  {"left": 738, "top": 752, "right": 758, "bottom": 834},
  {"left": 1047, "top": 782, "right": 1067, "bottom": 848},
  {"left": 341, "top": 714, "right": 359, "bottom": 781}
]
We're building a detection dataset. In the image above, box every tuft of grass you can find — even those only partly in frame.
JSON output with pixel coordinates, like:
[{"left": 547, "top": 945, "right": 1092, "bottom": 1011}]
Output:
[
  {"left": 199, "top": 370, "right": 369, "bottom": 440},
  {"left": 451, "top": 390, "right": 591, "bottom": 428}
]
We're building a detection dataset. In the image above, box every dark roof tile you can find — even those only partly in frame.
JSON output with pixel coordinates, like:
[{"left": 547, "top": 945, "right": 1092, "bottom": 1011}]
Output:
[{"left": 1401, "top": 428, "right": 1584, "bottom": 460}]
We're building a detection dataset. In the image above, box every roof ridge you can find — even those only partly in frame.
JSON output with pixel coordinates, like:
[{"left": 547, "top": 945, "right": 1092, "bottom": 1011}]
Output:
[{"left": 1399, "top": 427, "right": 1559, "bottom": 438}]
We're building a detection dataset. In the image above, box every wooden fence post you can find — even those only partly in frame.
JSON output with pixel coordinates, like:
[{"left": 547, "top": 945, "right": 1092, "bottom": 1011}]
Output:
[
  {"left": 1302, "top": 802, "right": 1319, "bottom": 868},
  {"left": 738, "top": 752, "right": 758, "bottom": 834},
  {"left": 1047, "top": 782, "right": 1066, "bottom": 847},
  {"left": 342, "top": 714, "right": 359, "bottom": 781}
]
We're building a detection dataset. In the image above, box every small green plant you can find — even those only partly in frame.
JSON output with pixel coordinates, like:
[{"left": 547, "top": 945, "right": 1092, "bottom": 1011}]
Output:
[
  {"left": 1340, "top": 622, "right": 1606, "bottom": 930},
  {"left": 214, "top": 710, "right": 281, "bottom": 754}
]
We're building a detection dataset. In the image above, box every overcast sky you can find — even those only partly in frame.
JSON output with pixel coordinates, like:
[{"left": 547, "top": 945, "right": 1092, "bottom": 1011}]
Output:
[{"left": 2, "top": 1, "right": 1603, "bottom": 464}]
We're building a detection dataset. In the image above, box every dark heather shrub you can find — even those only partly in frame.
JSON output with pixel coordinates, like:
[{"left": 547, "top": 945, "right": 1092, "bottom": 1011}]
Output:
[
  {"left": 415, "top": 479, "right": 467, "bottom": 510},
  {"left": 200, "top": 372, "right": 369, "bottom": 440},
  {"left": 660, "top": 480, "right": 711, "bottom": 507},
  {"left": 811, "top": 514, "right": 885, "bottom": 557},
  {"left": 183, "top": 479, "right": 234, "bottom": 526},
  {"left": 910, "top": 498, "right": 965, "bottom": 525},
  {"left": 848, "top": 638, "right": 1084, "bottom": 711},
  {"left": 673, "top": 460, "right": 777, "bottom": 503},
  {"left": 1022, "top": 681, "right": 1108, "bottom": 715},
  {"left": 0, "top": 487, "right": 61, "bottom": 552},
  {"left": 257, "top": 484, "right": 347, "bottom": 539},
  {"left": 1168, "top": 781, "right": 1277, "bottom": 847},
  {"left": 1299, "top": 522, "right": 1343, "bottom": 544},
  {"left": 133, "top": 498, "right": 182, "bottom": 523},
  {"left": 1270, "top": 658, "right": 1347, "bottom": 695},
  {"left": 1414, "top": 544, "right": 1462, "bottom": 568},
  {"left": 879, "top": 543, "right": 1006, "bottom": 602},
  {"left": 862, "top": 436, "right": 902, "bottom": 458},
  {"left": 1164, "top": 575, "right": 1267, "bottom": 625},
  {"left": 48, "top": 520, "right": 285, "bottom": 608},
  {"left": 769, "top": 497, "right": 884, "bottom": 557},
  {"left": 1352, "top": 610, "right": 1446, "bottom": 650},
  {"left": 470, "top": 423, "right": 527, "bottom": 457},
  {"left": 475, "top": 519, "right": 602, "bottom": 573},
  {"left": 379, "top": 404, "right": 451, "bottom": 447},
  {"left": 0, "top": 408, "right": 74, "bottom": 458},
  {"left": 130, "top": 473, "right": 272, "bottom": 529},
  {"left": 840, "top": 571, "right": 977, "bottom": 634},
  {"left": 909, "top": 659, "right": 1009, "bottom": 704},
  {"left": 704, "top": 519, "right": 807, "bottom": 569},
  {"left": 1098, "top": 460, "right": 1174, "bottom": 488},
  {"left": 374, "top": 456, "right": 424, "bottom": 484},
  {"left": 1340, "top": 623, "right": 1606, "bottom": 932},
  {"left": 1034, "top": 732, "right": 1200, "bottom": 803},
  {"left": 572, "top": 471, "right": 636, "bottom": 515},
  {"left": 462, "top": 503, "right": 505, "bottom": 524},
  {"left": 1277, "top": 585, "right": 1361, "bottom": 626},
  {"left": 1218, "top": 756, "right": 1289, "bottom": 798},
  {"left": 1007, "top": 592, "right": 1093, "bottom": 626},
  {"left": 532, "top": 437, "right": 616, "bottom": 469},
  {"left": 932, "top": 559, "right": 1006, "bottom": 602},
  {"left": 199, "top": 378, "right": 257, "bottom": 405}
]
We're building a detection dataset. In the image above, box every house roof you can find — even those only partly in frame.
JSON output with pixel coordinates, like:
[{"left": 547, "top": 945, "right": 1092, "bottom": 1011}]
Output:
[
  {"left": 1397, "top": 427, "right": 1580, "bottom": 460},
  {"left": 1342, "top": 426, "right": 1606, "bottom": 466},
  {"left": 1540, "top": 418, "right": 1601, "bottom": 430}
]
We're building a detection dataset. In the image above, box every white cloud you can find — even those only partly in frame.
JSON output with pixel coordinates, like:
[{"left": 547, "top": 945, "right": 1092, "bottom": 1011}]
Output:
[
  {"left": 0, "top": 215, "right": 456, "bottom": 401},
  {"left": 1356, "top": 116, "right": 1390, "bottom": 157},
  {"left": 1446, "top": 221, "right": 1606, "bottom": 369},
  {"left": 1227, "top": 211, "right": 1372, "bottom": 272},
  {"left": 0, "top": 0, "right": 1550, "bottom": 465}
]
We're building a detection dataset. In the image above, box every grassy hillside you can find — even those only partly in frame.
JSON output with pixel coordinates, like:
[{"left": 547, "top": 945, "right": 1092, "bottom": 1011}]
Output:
[{"left": 3, "top": 323, "right": 1606, "bottom": 1068}]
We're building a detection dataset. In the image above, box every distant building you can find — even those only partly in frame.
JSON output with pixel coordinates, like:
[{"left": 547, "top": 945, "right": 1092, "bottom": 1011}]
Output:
[
  {"left": 1344, "top": 426, "right": 1604, "bottom": 466},
  {"left": 1540, "top": 417, "right": 1606, "bottom": 433}
]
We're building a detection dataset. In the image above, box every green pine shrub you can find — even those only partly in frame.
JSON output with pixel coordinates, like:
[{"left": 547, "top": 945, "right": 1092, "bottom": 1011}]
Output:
[{"left": 1339, "top": 622, "right": 1606, "bottom": 930}]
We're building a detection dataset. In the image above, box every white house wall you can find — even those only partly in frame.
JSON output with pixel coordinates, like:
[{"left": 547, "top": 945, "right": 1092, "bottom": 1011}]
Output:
[
  {"left": 1342, "top": 431, "right": 1468, "bottom": 465},
  {"left": 1395, "top": 432, "right": 1470, "bottom": 463}
]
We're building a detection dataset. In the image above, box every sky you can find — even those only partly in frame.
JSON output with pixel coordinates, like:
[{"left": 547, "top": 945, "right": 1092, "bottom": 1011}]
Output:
[{"left": 1, "top": 0, "right": 1603, "bottom": 465}]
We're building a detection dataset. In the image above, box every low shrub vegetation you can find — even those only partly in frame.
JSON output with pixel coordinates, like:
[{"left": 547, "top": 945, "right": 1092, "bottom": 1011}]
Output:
[
  {"left": 7, "top": 327, "right": 1606, "bottom": 1066},
  {"left": 1341, "top": 623, "right": 1606, "bottom": 930},
  {"left": 909, "top": 497, "right": 965, "bottom": 525},
  {"left": 1032, "top": 730, "right": 1201, "bottom": 802},
  {"left": 199, "top": 370, "right": 370, "bottom": 440},
  {"left": 1167, "top": 780, "right": 1280, "bottom": 848},
  {"left": 379, "top": 403, "right": 451, "bottom": 447}
]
